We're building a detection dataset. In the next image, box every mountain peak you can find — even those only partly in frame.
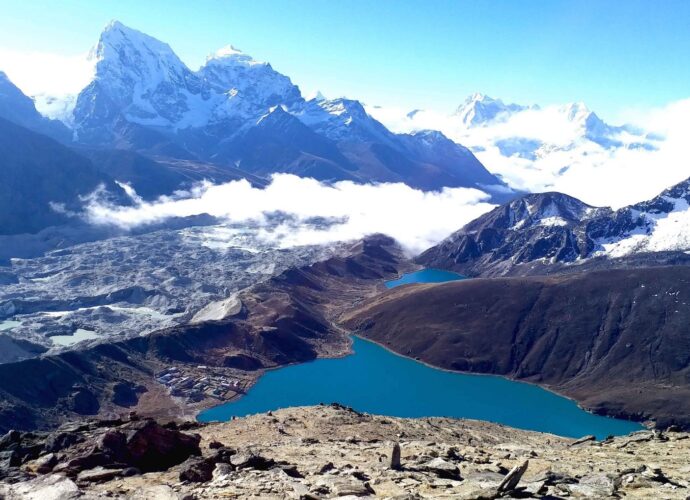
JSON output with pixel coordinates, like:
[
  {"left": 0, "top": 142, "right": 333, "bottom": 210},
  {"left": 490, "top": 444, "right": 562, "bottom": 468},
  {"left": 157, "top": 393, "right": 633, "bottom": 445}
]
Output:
[
  {"left": 205, "top": 45, "right": 261, "bottom": 67},
  {"left": 561, "top": 101, "right": 592, "bottom": 121},
  {"left": 454, "top": 93, "right": 527, "bottom": 128},
  {"left": 306, "top": 90, "right": 326, "bottom": 102},
  {"left": 98, "top": 20, "right": 167, "bottom": 49},
  {"left": 212, "top": 44, "right": 244, "bottom": 57},
  {"left": 92, "top": 20, "right": 188, "bottom": 77},
  {"left": 464, "top": 92, "right": 496, "bottom": 105}
]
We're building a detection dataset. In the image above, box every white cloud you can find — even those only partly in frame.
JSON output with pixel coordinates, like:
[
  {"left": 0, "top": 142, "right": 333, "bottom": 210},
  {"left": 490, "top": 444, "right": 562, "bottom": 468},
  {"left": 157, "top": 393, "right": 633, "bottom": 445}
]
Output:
[
  {"left": 0, "top": 48, "right": 93, "bottom": 96},
  {"left": 86, "top": 175, "right": 495, "bottom": 255},
  {"left": 368, "top": 99, "right": 690, "bottom": 209}
]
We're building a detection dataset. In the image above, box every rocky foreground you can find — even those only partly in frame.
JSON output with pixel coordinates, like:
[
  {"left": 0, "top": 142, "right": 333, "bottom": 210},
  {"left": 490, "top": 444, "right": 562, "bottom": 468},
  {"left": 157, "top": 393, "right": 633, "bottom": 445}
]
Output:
[{"left": 2, "top": 404, "right": 689, "bottom": 499}]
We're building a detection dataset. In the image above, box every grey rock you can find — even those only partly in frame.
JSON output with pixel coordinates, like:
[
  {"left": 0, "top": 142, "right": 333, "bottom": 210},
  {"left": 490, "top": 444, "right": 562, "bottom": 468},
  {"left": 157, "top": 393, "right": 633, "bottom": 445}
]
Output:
[
  {"left": 31, "top": 452, "right": 59, "bottom": 474},
  {"left": 212, "top": 462, "right": 233, "bottom": 480},
  {"left": 1, "top": 473, "right": 81, "bottom": 499},
  {"left": 497, "top": 459, "right": 529, "bottom": 493},
  {"left": 390, "top": 442, "right": 401, "bottom": 470},
  {"left": 570, "top": 434, "right": 596, "bottom": 446},
  {"left": 420, "top": 457, "right": 461, "bottom": 480},
  {"left": 76, "top": 466, "right": 124, "bottom": 483},
  {"left": 327, "top": 477, "right": 375, "bottom": 497},
  {"left": 179, "top": 457, "right": 216, "bottom": 483},
  {"left": 230, "top": 451, "right": 275, "bottom": 470},
  {"left": 567, "top": 473, "right": 619, "bottom": 497}
]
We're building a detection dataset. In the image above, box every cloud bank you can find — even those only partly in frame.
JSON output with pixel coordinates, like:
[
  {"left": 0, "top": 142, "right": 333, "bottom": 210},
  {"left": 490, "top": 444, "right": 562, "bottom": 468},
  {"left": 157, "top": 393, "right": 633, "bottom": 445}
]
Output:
[
  {"left": 86, "top": 175, "right": 495, "bottom": 254},
  {"left": 0, "top": 48, "right": 93, "bottom": 96},
  {"left": 368, "top": 98, "right": 690, "bottom": 209}
]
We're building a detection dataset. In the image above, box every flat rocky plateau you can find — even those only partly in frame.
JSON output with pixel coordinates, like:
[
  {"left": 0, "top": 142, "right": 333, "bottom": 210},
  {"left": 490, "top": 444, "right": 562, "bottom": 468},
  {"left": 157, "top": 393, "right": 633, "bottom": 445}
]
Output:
[{"left": 2, "top": 404, "right": 690, "bottom": 499}]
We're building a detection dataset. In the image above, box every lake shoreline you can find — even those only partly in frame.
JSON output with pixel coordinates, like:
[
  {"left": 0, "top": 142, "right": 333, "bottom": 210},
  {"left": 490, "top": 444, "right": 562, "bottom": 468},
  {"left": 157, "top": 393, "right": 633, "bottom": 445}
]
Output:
[
  {"left": 354, "top": 333, "right": 652, "bottom": 431},
  {"left": 197, "top": 334, "right": 643, "bottom": 438},
  {"left": 196, "top": 269, "right": 648, "bottom": 436}
]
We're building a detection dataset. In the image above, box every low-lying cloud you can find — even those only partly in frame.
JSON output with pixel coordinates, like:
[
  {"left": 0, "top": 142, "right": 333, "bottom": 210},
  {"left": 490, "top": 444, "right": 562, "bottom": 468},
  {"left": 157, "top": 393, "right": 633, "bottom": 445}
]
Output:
[
  {"left": 369, "top": 98, "right": 690, "bottom": 209},
  {"left": 86, "top": 175, "right": 495, "bottom": 254}
]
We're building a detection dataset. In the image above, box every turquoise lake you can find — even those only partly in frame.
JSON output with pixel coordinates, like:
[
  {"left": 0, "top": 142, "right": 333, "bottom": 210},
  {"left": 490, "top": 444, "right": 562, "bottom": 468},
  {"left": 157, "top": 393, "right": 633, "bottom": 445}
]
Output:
[
  {"left": 198, "top": 270, "right": 644, "bottom": 439},
  {"left": 385, "top": 268, "right": 465, "bottom": 288}
]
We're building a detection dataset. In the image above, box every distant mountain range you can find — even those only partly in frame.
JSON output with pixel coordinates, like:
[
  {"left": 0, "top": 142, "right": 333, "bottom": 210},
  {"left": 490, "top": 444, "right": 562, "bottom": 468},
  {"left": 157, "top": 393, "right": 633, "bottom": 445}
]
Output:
[
  {"left": 418, "top": 176, "right": 690, "bottom": 275},
  {"left": 368, "top": 92, "right": 662, "bottom": 195},
  {"left": 0, "top": 21, "right": 507, "bottom": 198}
]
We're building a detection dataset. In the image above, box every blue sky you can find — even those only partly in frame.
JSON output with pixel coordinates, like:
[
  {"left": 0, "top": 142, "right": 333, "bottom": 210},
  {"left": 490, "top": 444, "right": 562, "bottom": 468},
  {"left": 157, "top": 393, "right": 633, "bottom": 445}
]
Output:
[{"left": 0, "top": 0, "right": 688, "bottom": 118}]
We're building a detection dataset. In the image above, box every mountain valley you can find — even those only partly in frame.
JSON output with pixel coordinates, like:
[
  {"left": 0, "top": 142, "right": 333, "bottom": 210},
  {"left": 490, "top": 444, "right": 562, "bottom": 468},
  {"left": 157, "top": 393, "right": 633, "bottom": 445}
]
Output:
[{"left": 0, "top": 13, "right": 690, "bottom": 500}]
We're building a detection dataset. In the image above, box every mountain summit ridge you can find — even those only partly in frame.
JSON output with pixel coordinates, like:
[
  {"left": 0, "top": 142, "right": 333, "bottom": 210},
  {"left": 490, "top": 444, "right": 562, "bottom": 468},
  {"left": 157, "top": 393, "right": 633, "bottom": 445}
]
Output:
[
  {"left": 418, "top": 175, "right": 690, "bottom": 275},
  {"left": 10, "top": 20, "right": 508, "bottom": 195}
]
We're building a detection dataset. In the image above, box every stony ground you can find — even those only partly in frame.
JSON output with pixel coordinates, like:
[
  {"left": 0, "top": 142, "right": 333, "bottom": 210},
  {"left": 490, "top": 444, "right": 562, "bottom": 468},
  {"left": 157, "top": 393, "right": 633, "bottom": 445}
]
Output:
[{"left": 4, "top": 404, "right": 690, "bottom": 499}]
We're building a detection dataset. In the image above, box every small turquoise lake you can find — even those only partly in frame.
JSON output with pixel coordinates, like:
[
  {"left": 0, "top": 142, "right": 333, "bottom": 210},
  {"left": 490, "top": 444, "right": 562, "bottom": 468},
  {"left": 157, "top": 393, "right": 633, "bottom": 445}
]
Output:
[
  {"left": 198, "top": 270, "right": 643, "bottom": 439},
  {"left": 385, "top": 268, "right": 465, "bottom": 288}
]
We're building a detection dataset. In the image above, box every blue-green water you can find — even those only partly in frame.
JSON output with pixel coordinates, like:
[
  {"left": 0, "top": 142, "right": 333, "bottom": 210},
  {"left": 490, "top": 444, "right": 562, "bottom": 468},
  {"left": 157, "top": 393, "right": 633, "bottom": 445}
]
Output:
[
  {"left": 198, "top": 269, "right": 643, "bottom": 438},
  {"left": 385, "top": 268, "right": 465, "bottom": 288},
  {"left": 198, "top": 337, "right": 642, "bottom": 438}
]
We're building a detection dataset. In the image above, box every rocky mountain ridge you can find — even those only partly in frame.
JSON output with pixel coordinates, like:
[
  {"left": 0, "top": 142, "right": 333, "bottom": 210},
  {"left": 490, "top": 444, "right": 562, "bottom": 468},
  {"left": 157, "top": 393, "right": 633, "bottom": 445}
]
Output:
[{"left": 418, "top": 176, "right": 690, "bottom": 276}]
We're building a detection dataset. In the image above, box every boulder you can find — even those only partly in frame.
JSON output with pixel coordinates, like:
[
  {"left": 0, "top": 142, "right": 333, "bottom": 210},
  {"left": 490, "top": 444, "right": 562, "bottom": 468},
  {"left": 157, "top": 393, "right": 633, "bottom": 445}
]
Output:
[
  {"left": 568, "top": 473, "right": 619, "bottom": 497},
  {"left": 58, "top": 450, "right": 112, "bottom": 476},
  {"left": 274, "top": 463, "right": 303, "bottom": 478},
  {"left": 0, "top": 429, "right": 44, "bottom": 463},
  {"left": 43, "top": 431, "right": 82, "bottom": 453},
  {"left": 421, "top": 457, "right": 461, "bottom": 480},
  {"left": 230, "top": 451, "right": 275, "bottom": 470},
  {"left": 213, "top": 462, "right": 234, "bottom": 481},
  {"left": 0, "top": 450, "right": 18, "bottom": 469},
  {"left": 27, "top": 452, "right": 58, "bottom": 474},
  {"left": 98, "top": 429, "right": 129, "bottom": 462},
  {"left": 123, "top": 420, "right": 201, "bottom": 472},
  {"left": 179, "top": 457, "right": 216, "bottom": 483},
  {"left": 76, "top": 466, "right": 124, "bottom": 483},
  {"left": 2, "top": 474, "right": 81, "bottom": 499},
  {"left": 211, "top": 446, "right": 236, "bottom": 464},
  {"left": 325, "top": 477, "right": 375, "bottom": 497},
  {"left": 0, "top": 430, "right": 21, "bottom": 450}
]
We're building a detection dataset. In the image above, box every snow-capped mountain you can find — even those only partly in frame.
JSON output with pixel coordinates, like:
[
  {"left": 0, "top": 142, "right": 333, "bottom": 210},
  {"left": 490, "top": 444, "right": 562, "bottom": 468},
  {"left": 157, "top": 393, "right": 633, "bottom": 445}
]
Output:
[
  {"left": 12, "top": 21, "right": 508, "bottom": 195},
  {"left": 199, "top": 45, "right": 302, "bottom": 119},
  {"left": 73, "top": 20, "right": 210, "bottom": 142},
  {"left": 453, "top": 93, "right": 532, "bottom": 128},
  {"left": 417, "top": 176, "right": 690, "bottom": 276},
  {"left": 367, "top": 94, "right": 663, "bottom": 204},
  {"left": 296, "top": 97, "right": 398, "bottom": 146}
]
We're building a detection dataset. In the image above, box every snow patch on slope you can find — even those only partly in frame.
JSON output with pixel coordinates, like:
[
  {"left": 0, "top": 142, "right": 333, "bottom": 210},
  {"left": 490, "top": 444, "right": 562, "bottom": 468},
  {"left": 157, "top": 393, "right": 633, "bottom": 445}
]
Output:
[{"left": 598, "top": 197, "right": 690, "bottom": 257}]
